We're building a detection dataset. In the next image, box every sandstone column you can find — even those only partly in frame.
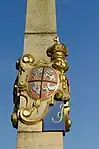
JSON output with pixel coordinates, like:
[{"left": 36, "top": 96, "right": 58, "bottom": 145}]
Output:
[
  {"left": 11, "top": 0, "right": 71, "bottom": 149},
  {"left": 24, "top": 0, "right": 57, "bottom": 60}
]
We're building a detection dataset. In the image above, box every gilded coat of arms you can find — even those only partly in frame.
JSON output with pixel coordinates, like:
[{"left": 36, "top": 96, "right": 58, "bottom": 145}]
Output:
[{"left": 11, "top": 37, "right": 71, "bottom": 133}]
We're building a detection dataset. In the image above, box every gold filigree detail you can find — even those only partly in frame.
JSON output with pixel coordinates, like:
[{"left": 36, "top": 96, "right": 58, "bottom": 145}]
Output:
[
  {"left": 52, "top": 100, "right": 71, "bottom": 132},
  {"left": 19, "top": 101, "right": 49, "bottom": 125},
  {"left": 54, "top": 89, "right": 63, "bottom": 100},
  {"left": 11, "top": 112, "right": 18, "bottom": 129},
  {"left": 16, "top": 54, "right": 35, "bottom": 72},
  {"left": 11, "top": 37, "right": 72, "bottom": 132},
  {"left": 11, "top": 54, "right": 57, "bottom": 127},
  {"left": 46, "top": 36, "right": 71, "bottom": 132},
  {"left": 52, "top": 104, "right": 64, "bottom": 123}
]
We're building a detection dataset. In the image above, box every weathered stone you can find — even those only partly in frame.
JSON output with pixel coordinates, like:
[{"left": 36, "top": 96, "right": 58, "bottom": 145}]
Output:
[
  {"left": 16, "top": 0, "right": 63, "bottom": 149},
  {"left": 23, "top": 34, "right": 56, "bottom": 62},
  {"left": 18, "top": 121, "right": 42, "bottom": 132},
  {"left": 25, "top": 0, "right": 57, "bottom": 33},
  {"left": 17, "top": 132, "right": 63, "bottom": 149}
]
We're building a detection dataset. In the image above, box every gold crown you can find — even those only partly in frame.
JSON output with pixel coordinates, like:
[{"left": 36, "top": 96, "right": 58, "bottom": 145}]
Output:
[{"left": 46, "top": 37, "right": 68, "bottom": 60}]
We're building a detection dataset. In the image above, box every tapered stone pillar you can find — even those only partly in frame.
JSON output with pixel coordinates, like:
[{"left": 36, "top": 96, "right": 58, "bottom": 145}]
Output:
[
  {"left": 19, "top": 0, "right": 57, "bottom": 132},
  {"left": 24, "top": 0, "right": 57, "bottom": 60},
  {"left": 11, "top": 0, "right": 71, "bottom": 149}
]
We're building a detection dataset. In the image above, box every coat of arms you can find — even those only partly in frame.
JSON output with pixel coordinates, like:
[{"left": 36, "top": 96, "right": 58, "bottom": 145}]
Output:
[{"left": 11, "top": 37, "right": 71, "bottom": 133}]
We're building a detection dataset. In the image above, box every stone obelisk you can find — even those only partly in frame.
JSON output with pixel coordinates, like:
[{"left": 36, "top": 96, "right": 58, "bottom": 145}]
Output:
[{"left": 11, "top": 0, "right": 71, "bottom": 149}]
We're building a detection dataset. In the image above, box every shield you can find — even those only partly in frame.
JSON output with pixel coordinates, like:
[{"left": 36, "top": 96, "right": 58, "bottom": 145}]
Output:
[{"left": 27, "top": 66, "right": 59, "bottom": 100}]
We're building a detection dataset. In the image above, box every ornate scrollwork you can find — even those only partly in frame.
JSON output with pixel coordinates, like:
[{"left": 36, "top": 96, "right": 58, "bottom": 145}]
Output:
[
  {"left": 46, "top": 36, "right": 71, "bottom": 132},
  {"left": 11, "top": 37, "right": 71, "bottom": 132},
  {"left": 52, "top": 104, "right": 64, "bottom": 123},
  {"left": 11, "top": 54, "right": 58, "bottom": 128}
]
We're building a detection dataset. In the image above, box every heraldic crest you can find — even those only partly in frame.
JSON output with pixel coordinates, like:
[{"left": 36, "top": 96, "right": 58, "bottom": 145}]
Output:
[{"left": 11, "top": 37, "right": 71, "bottom": 133}]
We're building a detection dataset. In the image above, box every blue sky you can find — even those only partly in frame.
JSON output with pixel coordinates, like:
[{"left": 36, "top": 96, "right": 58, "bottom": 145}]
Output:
[{"left": 0, "top": 0, "right": 99, "bottom": 149}]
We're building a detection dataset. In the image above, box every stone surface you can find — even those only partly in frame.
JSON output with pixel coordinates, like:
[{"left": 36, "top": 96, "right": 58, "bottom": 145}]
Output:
[
  {"left": 18, "top": 121, "right": 42, "bottom": 132},
  {"left": 16, "top": 0, "right": 63, "bottom": 148},
  {"left": 25, "top": 0, "right": 57, "bottom": 33},
  {"left": 23, "top": 34, "right": 56, "bottom": 62},
  {"left": 17, "top": 132, "right": 63, "bottom": 149},
  {"left": 19, "top": 0, "right": 57, "bottom": 132}
]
